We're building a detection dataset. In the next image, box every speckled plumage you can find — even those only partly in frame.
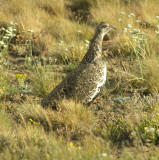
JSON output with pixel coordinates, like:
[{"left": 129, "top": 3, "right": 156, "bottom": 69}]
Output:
[{"left": 41, "top": 22, "right": 116, "bottom": 108}]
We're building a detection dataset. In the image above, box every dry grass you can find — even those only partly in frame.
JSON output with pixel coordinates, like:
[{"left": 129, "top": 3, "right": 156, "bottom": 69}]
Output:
[
  {"left": 90, "top": 0, "right": 159, "bottom": 57},
  {"left": 126, "top": 55, "right": 159, "bottom": 93}
]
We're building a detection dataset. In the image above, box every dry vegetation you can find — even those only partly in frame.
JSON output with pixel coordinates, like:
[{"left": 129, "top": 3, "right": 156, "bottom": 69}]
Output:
[{"left": 0, "top": 0, "right": 159, "bottom": 159}]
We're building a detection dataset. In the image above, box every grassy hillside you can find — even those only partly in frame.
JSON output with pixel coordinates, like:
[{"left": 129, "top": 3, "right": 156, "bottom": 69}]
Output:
[{"left": 0, "top": 0, "right": 159, "bottom": 159}]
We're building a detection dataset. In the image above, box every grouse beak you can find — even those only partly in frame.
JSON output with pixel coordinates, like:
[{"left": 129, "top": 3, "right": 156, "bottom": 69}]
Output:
[{"left": 110, "top": 25, "right": 117, "bottom": 30}]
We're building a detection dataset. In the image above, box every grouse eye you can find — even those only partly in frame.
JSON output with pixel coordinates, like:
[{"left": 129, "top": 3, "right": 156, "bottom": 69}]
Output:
[{"left": 103, "top": 25, "right": 108, "bottom": 28}]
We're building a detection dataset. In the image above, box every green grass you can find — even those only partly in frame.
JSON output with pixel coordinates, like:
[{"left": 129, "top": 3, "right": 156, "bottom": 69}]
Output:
[
  {"left": 0, "top": 0, "right": 159, "bottom": 159},
  {"left": 31, "top": 67, "right": 63, "bottom": 97}
]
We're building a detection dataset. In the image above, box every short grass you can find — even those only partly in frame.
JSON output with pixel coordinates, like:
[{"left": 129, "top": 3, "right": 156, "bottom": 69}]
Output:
[{"left": 0, "top": 0, "right": 159, "bottom": 159}]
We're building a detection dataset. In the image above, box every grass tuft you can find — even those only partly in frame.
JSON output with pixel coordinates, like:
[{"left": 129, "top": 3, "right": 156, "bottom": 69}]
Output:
[{"left": 31, "top": 67, "right": 62, "bottom": 97}]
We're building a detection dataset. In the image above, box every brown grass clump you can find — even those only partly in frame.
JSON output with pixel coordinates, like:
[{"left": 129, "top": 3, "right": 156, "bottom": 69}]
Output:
[
  {"left": 126, "top": 55, "right": 159, "bottom": 94},
  {"left": 14, "top": 100, "right": 96, "bottom": 141}
]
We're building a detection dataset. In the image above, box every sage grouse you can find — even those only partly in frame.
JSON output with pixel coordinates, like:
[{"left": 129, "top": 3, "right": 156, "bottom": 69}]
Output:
[{"left": 41, "top": 22, "right": 116, "bottom": 107}]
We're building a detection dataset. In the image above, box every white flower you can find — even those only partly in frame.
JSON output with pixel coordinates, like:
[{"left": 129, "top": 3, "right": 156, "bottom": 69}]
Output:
[
  {"left": 0, "top": 41, "right": 4, "bottom": 45},
  {"left": 129, "top": 31, "right": 133, "bottom": 34},
  {"left": 5, "top": 30, "right": 11, "bottom": 34},
  {"left": 99, "top": 153, "right": 107, "bottom": 157},
  {"left": 27, "top": 57, "right": 31, "bottom": 62},
  {"left": 127, "top": 15, "right": 131, "bottom": 18},
  {"left": 139, "top": 32, "right": 145, "bottom": 35},
  {"left": 64, "top": 48, "right": 68, "bottom": 52},
  {"left": 3, "top": 45, "right": 7, "bottom": 48},
  {"left": 130, "top": 13, "right": 135, "bottom": 17},
  {"left": 80, "top": 46, "right": 83, "bottom": 50},
  {"left": 3, "top": 36, "right": 9, "bottom": 39},
  {"left": 136, "top": 20, "right": 141, "bottom": 23},
  {"left": 144, "top": 127, "right": 155, "bottom": 133},
  {"left": 8, "top": 27, "right": 13, "bottom": 32},
  {"left": 130, "top": 29, "right": 140, "bottom": 34},
  {"left": 77, "top": 30, "right": 81, "bottom": 33},
  {"left": 156, "top": 25, "right": 159, "bottom": 29},
  {"left": 122, "top": 28, "right": 127, "bottom": 33},
  {"left": 144, "top": 127, "right": 149, "bottom": 132},
  {"left": 156, "top": 16, "right": 159, "bottom": 19},
  {"left": 118, "top": 19, "right": 122, "bottom": 22},
  {"left": 85, "top": 43, "right": 89, "bottom": 47},
  {"left": 149, "top": 127, "right": 155, "bottom": 133},
  {"left": 155, "top": 31, "right": 159, "bottom": 34},
  {"left": 85, "top": 40, "right": 90, "bottom": 44},
  {"left": 28, "top": 30, "right": 34, "bottom": 33},
  {"left": 131, "top": 131, "right": 136, "bottom": 136},
  {"left": 10, "top": 21, "right": 14, "bottom": 25},
  {"left": 70, "top": 42, "right": 74, "bottom": 47},
  {"left": 58, "top": 40, "right": 64, "bottom": 46},
  {"left": 120, "top": 12, "right": 125, "bottom": 15},
  {"left": 93, "top": 153, "right": 108, "bottom": 159},
  {"left": 6, "top": 33, "right": 16, "bottom": 37},
  {"left": 141, "top": 40, "right": 145, "bottom": 43},
  {"left": 127, "top": 24, "right": 132, "bottom": 28},
  {"left": 135, "top": 29, "right": 140, "bottom": 33},
  {"left": 132, "top": 36, "right": 138, "bottom": 39}
]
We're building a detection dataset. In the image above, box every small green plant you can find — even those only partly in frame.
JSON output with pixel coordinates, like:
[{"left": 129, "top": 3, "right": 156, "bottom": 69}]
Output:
[
  {"left": 16, "top": 74, "right": 27, "bottom": 87},
  {"left": 0, "top": 73, "right": 8, "bottom": 98},
  {"left": 138, "top": 111, "right": 159, "bottom": 144},
  {"left": 66, "top": 63, "right": 77, "bottom": 72},
  {"left": 106, "top": 116, "right": 130, "bottom": 142},
  {"left": 16, "top": 73, "right": 31, "bottom": 93},
  {"left": 94, "top": 116, "right": 131, "bottom": 143}
]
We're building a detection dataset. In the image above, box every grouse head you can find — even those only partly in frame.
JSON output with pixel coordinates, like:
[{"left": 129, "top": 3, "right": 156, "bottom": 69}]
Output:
[{"left": 95, "top": 22, "right": 116, "bottom": 36}]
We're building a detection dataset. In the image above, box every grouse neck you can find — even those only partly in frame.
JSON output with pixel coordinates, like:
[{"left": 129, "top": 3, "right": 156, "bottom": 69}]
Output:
[{"left": 80, "top": 31, "right": 105, "bottom": 64}]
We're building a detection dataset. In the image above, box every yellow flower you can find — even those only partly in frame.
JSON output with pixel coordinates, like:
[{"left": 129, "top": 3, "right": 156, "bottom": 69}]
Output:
[
  {"left": 16, "top": 74, "right": 26, "bottom": 79},
  {"left": 16, "top": 74, "right": 22, "bottom": 78},
  {"left": 69, "top": 142, "right": 73, "bottom": 147},
  {"left": 29, "top": 118, "right": 40, "bottom": 125},
  {"left": 29, "top": 118, "right": 34, "bottom": 122},
  {"left": 77, "top": 146, "right": 81, "bottom": 150},
  {"left": 144, "top": 115, "right": 147, "bottom": 118}
]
